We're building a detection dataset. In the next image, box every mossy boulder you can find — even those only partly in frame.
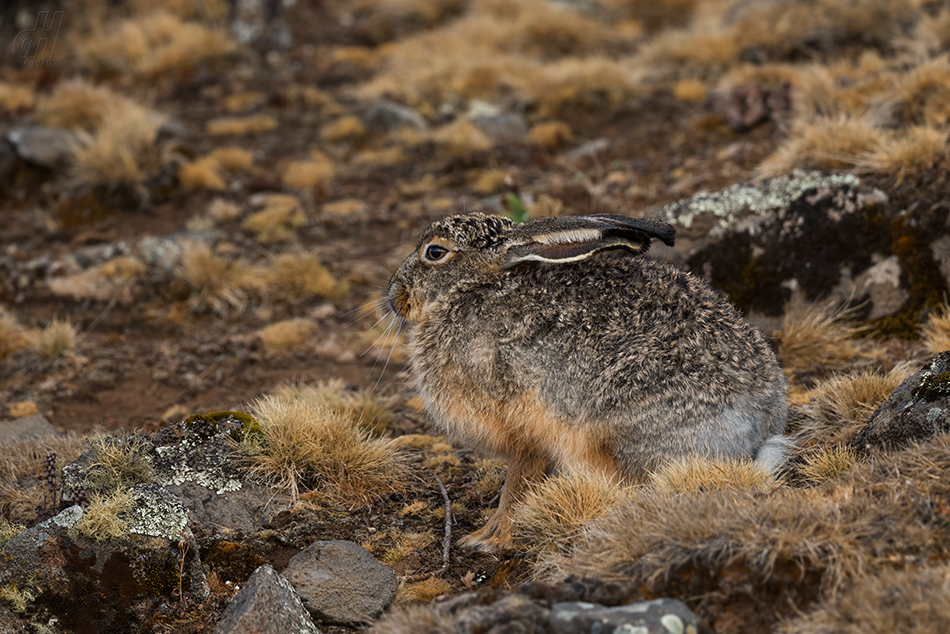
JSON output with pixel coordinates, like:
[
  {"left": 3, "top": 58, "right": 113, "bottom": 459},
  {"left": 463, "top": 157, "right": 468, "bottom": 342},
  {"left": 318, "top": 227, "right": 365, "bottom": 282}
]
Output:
[
  {"left": 852, "top": 352, "right": 950, "bottom": 451},
  {"left": 657, "top": 170, "right": 949, "bottom": 326}
]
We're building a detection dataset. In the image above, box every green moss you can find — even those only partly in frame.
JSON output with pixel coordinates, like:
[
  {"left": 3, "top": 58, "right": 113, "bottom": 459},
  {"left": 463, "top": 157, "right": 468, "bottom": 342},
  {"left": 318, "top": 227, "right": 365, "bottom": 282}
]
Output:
[{"left": 183, "top": 410, "right": 262, "bottom": 444}]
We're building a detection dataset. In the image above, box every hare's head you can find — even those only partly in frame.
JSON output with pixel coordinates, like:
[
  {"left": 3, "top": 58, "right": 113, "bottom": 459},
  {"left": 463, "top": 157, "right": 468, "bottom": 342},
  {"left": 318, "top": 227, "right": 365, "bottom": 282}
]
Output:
[{"left": 389, "top": 212, "right": 676, "bottom": 323}]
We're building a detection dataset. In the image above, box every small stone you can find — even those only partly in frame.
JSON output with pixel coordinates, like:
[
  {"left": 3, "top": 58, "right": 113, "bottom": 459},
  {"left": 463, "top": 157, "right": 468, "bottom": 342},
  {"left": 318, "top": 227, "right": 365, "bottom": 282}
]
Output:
[
  {"left": 214, "top": 564, "right": 320, "bottom": 634},
  {"left": 365, "top": 99, "right": 428, "bottom": 132},
  {"left": 282, "top": 540, "right": 398, "bottom": 626},
  {"left": 0, "top": 414, "right": 59, "bottom": 441},
  {"left": 549, "top": 599, "right": 699, "bottom": 634},
  {"left": 7, "top": 126, "right": 77, "bottom": 169}
]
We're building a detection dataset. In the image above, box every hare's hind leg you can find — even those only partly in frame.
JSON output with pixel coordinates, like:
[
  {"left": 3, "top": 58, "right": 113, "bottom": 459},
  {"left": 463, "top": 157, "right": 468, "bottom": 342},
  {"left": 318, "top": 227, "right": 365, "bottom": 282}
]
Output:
[{"left": 458, "top": 449, "right": 548, "bottom": 552}]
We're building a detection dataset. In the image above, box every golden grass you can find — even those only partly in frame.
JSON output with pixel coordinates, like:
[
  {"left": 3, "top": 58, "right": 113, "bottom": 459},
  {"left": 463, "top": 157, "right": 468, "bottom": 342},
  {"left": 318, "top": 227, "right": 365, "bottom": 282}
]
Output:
[
  {"left": 207, "top": 198, "right": 243, "bottom": 222},
  {"left": 512, "top": 471, "right": 626, "bottom": 575},
  {"left": 0, "top": 433, "right": 87, "bottom": 523},
  {"left": 799, "top": 445, "right": 859, "bottom": 484},
  {"left": 68, "top": 99, "right": 167, "bottom": 195},
  {"left": 243, "top": 195, "right": 307, "bottom": 243},
  {"left": 178, "top": 241, "right": 263, "bottom": 314},
  {"left": 921, "top": 304, "right": 950, "bottom": 354},
  {"left": 321, "top": 116, "right": 368, "bottom": 144},
  {"left": 8, "top": 402, "right": 39, "bottom": 418},
  {"left": 264, "top": 251, "right": 347, "bottom": 302},
  {"left": 207, "top": 115, "right": 278, "bottom": 136},
  {"left": 780, "top": 563, "right": 950, "bottom": 634},
  {"left": 72, "top": 489, "right": 135, "bottom": 542},
  {"left": 321, "top": 199, "right": 367, "bottom": 218},
  {"left": 179, "top": 156, "right": 226, "bottom": 191},
  {"left": 282, "top": 154, "right": 336, "bottom": 193},
  {"left": 379, "top": 531, "right": 436, "bottom": 565},
  {"left": 394, "top": 577, "right": 452, "bottom": 604},
  {"left": 778, "top": 300, "right": 862, "bottom": 373},
  {"left": 76, "top": 10, "right": 235, "bottom": 79},
  {"left": 858, "top": 126, "right": 947, "bottom": 180},
  {"left": 795, "top": 364, "right": 917, "bottom": 448},
  {"left": 651, "top": 456, "right": 780, "bottom": 493},
  {"left": 0, "top": 309, "right": 27, "bottom": 359},
  {"left": 526, "top": 121, "right": 572, "bottom": 149},
  {"left": 208, "top": 147, "right": 255, "bottom": 171},
  {"left": 671, "top": 78, "right": 707, "bottom": 101},
  {"left": 430, "top": 120, "right": 493, "bottom": 156},
  {"left": 259, "top": 319, "right": 317, "bottom": 352},
  {"left": 0, "top": 83, "right": 35, "bottom": 112},
  {"left": 82, "top": 435, "right": 156, "bottom": 495},
  {"left": 25, "top": 318, "right": 77, "bottom": 360},
  {"left": 757, "top": 113, "right": 884, "bottom": 178},
  {"left": 36, "top": 80, "right": 131, "bottom": 131},
  {"left": 245, "top": 386, "right": 409, "bottom": 506}
]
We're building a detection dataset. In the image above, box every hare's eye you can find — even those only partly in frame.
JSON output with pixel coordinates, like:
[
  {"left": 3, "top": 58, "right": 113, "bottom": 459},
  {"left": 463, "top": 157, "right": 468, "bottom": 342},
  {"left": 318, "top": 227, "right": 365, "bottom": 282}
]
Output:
[{"left": 424, "top": 245, "right": 449, "bottom": 261}]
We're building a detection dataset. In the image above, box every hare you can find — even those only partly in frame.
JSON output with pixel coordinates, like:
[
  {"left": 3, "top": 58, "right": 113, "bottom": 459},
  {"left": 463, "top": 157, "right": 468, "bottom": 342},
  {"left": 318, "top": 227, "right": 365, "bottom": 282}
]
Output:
[{"left": 389, "top": 212, "right": 788, "bottom": 552}]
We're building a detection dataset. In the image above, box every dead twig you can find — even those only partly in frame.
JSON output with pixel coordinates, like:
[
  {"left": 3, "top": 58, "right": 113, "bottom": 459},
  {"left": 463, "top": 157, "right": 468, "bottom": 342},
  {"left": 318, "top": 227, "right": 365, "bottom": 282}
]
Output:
[{"left": 399, "top": 472, "right": 453, "bottom": 583}]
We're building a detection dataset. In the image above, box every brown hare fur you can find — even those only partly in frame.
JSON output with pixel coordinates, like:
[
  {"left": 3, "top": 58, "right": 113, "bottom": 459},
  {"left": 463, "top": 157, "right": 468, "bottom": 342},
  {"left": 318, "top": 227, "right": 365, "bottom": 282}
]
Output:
[{"left": 389, "top": 213, "right": 788, "bottom": 551}]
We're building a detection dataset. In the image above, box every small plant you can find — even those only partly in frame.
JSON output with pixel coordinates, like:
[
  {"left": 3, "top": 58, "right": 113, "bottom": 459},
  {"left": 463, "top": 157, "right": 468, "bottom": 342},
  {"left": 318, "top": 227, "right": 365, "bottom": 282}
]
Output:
[
  {"left": 0, "top": 518, "right": 25, "bottom": 548},
  {"left": 0, "top": 309, "right": 26, "bottom": 359},
  {"left": 0, "top": 584, "right": 38, "bottom": 613},
  {"left": 259, "top": 319, "right": 317, "bottom": 352},
  {"left": 178, "top": 242, "right": 263, "bottom": 314},
  {"left": 778, "top": 300, "right": 861, "bottom": 373},
  {"left": 800, "top": 445, "right": 858, "bottom": 484},
  {"left": 503, "top": 193, "right": 530, "bottom": 223},
  {"left": 652, "top": 456, "right": 780, "bottom": 493},
  {"left": 207, "top": 115, "right": 277, "bottom": 136},
  {"left": 82, "top": 435, "right": 156, "bottom": 496},
  {"left": 265, "top": 251, "right": 347, "bottom": 301},
  {"left": 242, "top": 195, "right": 307, "bottom": 243},
  {"left": 921, "top": 304, "right": 950, "bottom": 354},
  {"left": 72, "top": 489, "right": 135, "bottom": 542},
  {"left": 25, "top": 318, "right": 78, "bottom": 360}
]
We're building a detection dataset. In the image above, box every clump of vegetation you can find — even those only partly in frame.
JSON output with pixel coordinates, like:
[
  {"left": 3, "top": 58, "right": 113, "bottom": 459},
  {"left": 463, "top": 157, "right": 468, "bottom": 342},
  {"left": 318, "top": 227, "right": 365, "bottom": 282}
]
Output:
[
  {"left": 259, "top": 318, "right": 317, "bottom": 352},
  {"left": 242, "top": 194, "right": 307, "bottom": 243},
  {"left": 778, "top": 300, "right": 862, "bottom": 373},
  {"left": 395, "top": 577, "right": 453, "bottom": 604},
  {"left": 0, "top": 584, "right": 39, "bottom": 613},
  {"left": 76, "top": 10, "right": 235, "bottom": 80},
  {"left": 282, "top": 153, "right": 337, "bottom": 194},
  {"left": 0, "top": 433, "right": 87, "bottom": 524},
  {"left": 81, "top": 435, "right": 156, "bottom": 495},
  {"left": 0, "top": 518, "right": 25, "bottom": 548},
  {"left": 72, "top": 489, "right": 135, "bottom": 542},
  {"left": 651, "top": 456, "right": 780, "bottom": 493},
  {"left": 245, "top": 384, "right": 409, "bottom": 506},
  {"left": 921, "top": 304, "right": 950, "bottom": 354},
  {"left": 265, "top": 251, "right": 348, "bottom": 302},
  {"left": 511, "top": 472, "right": 626, "bottom": 576},
  {"left": 799, "top": 445, "right": 859, "bottom": 484},
  {"left": 207, "top": 115, "right": 278, "bottom": 136},
  {"left": 178, "top": 241, "right": 263, "bottom": 314},
  {"left": 795, "top": 365, "right": 916, "bottom": 448},
  {"left": 0, "top": 308, "right": 27, "bottom": 359},
  {"left": 0, "top": 83, "right": 35, "bottom": 112},
  {"left": 25, "top": 318, "right": 78, "bottom": 360}
]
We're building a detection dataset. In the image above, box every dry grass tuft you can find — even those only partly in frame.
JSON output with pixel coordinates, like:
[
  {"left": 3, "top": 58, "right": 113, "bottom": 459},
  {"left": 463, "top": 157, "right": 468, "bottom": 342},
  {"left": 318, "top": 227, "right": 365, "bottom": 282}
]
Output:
[
  {"left": 82, "top": 435, "right": 156, "bottom": 495},
  {"left": 379, "top": 531, "right": 436, "bottom": 565},
  {"left": 395, "top": 577, "right": 452, "bottom": 604},
  {"left": 672, "top": 78, "right": 707, "bottom": 102},
  {"left": 0, "top": 83, "right": 35, "bottom": 112},
  {"left": 282, "top": 154, "right": 336, "bottom": 193},
  {"left": 321, "top": 116, "right": 368, "bottom": 144},
  {"left": 25, "top": 318, "right": 78, "bottom": 360},
  {"left": 780, "top": 563, "right": 950, "bottom": 634},
  {"left": 207, "top": 115, "right": 278, "bottom": 136},
  {"left": 179, "top": 156, "right": 227, "bottom": 191},
  {"left": 430, "top": 120, "right": 494, "bottom": 156},
  {"left": 0, "top": 433, "right": 87, "bottom": 523},
  {"left": 778, "top": 300, "right": 862, "bottom": 373},
  {"left": 72, "top": 489, "right": 135, "bottom": 542},
  {"left": 259, "top": 319, "right": 317, "bottom": 352},
  {"left": 68, "top": 99, "right": 167, "bottom": 196},
  {"left": 178, "top": 241, "right": 263, "bottom": 314},
  {"left": 921, "top": 304, "right": 950, "bottom": 354},
  {"left": 795, "top": 364, "right": 916, "bottom": 449},
  {"left": 512, "top": 471, "right": 626, "bottom": 574},
  {"left": 651, "top": 456, "right": 779, "bottom": 493},
  {"left": 207, "top": 198, "right": 243, "bottom": 222},
  {"left": 526, "top": 121, "right": 572, "bottom": 149},
  {"left": 76, "top": 10, "right": 235, "bottom": 79},
  {"left": 0, "top": 309, "right": 27, "bottom": 359},
  {"left": 757, "top": 113, "right": 883, "bottom": 178},
  {"left": 243, "top": 195, "right": 308, "bottom": 243},
  {"left": 858, "top": 126, "right": 947, "bottom": 179},
  {"left": 800, "top": 445, "right": 859, "bottom": 484},
  {"left": 208, "top": 147, "right": 255, "bottom": 171},
  {"left": 265, "top": 251, "right": 347, "bottom": 301},
  {"left": 246, "top": 384, "right": 409, "bottom": 505},
  {"left": 36, "top": 80, "right": 132, "bottom": 131}
]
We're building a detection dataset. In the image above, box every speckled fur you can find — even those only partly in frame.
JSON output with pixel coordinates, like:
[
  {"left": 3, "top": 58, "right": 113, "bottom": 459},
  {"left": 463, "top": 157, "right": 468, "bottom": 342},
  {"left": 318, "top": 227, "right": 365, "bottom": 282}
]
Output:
[{"left": 389, "top": 213, "right": 788, "bottom": 550}]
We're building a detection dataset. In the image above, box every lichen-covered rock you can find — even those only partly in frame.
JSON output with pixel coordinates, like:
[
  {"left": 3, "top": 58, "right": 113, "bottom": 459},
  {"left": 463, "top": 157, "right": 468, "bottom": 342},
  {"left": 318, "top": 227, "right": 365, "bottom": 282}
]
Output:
[
  {"left": 0, "top": 496, "right": 207, "bottom": 633},
  {"left": 852, "top": 352, "right": 950, "bottom": 451},
  {"left": 7, "top": 126, "right": 77, "bottom": 169},
  {"left": 214, "top": 564, "right": 320, "bottom": 634},
  {"left": 549, "top": 599, "right": 699, "bottom": 634},
  {"left": 658, "top": 170, "right": 902, "bottom": 317},
  {"left": 282, "top": 540, "right": 398, "bottom": 626}
]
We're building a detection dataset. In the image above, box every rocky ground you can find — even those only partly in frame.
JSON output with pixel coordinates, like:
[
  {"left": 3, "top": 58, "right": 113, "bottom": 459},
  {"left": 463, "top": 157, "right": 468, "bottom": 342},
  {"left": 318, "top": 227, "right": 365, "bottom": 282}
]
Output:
[{"left": 1, "top": 0, "right": 950, "bottom": 632}]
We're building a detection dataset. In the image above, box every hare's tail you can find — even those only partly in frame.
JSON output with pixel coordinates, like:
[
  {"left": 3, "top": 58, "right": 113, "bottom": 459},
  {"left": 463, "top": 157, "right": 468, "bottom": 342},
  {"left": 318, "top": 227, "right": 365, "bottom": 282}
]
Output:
[{"left": 756, "top": 434, "right": 793, "bottom": 472}]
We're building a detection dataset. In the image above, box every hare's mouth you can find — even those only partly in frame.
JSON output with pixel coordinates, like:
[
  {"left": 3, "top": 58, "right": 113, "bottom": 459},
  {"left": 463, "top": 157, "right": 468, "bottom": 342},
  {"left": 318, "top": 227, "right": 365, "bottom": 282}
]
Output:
[{"left": 388, "top": 286, "right": 416, "bottom": 321}]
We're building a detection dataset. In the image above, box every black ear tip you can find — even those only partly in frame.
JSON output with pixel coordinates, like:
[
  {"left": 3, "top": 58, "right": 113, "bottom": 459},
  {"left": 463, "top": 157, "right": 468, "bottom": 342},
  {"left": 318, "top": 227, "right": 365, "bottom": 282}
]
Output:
[{"left": 591, "top": 214, "right": 676, "bottom": 247}]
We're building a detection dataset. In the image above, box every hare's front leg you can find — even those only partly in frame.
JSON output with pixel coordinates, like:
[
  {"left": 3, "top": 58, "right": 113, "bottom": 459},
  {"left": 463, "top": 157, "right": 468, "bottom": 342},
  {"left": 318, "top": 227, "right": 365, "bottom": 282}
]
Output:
[{"left": 458, "top": 448, "right": 548, "bottom": 552}]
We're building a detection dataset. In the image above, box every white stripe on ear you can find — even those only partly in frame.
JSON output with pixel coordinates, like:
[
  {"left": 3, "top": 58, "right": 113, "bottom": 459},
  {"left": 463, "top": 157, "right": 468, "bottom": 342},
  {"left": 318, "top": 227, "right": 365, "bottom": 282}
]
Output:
[{"left": 533, "top": 228, "right": 602, "bottom": 245}]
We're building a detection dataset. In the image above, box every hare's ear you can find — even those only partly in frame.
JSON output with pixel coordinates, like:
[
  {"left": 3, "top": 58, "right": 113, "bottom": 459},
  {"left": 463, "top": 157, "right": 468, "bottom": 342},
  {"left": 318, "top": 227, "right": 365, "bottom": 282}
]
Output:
[{"left": 500, "top": 215, "right": 675, "bottom": 267}]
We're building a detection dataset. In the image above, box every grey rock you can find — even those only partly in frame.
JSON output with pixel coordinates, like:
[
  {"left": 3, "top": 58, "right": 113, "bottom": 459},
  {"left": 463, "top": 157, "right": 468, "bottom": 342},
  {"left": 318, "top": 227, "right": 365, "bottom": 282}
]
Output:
[
  {"left": 470, "top": 111, "right": 529, "bottom": 143},
  {"left": 550, "top": 599, "right": 699, "bottom": 634},
  {"left": 7, "top": 126, "right": 76, "bottom": 169},
  {"left": 365, "top": 99, "right": 429, "bottom": 132},
  {"left": 0, "top": 414, "right": 59, "bottom": 441},
  {"left": 563, "top": 138, "right": 610, "bottom": 163},
  {"left": 215, "top": 564, "right": 320, "bottom": 634},
  {"left": 659, "top": 170, "right": 900, "bottom": 316},
  {"left": 166, "top": 481, "right": 273, "bottom": 534},
  {"left": 0, "top": 604, "right": 30, "bottom": 634},
  {"left": 852, "top": 352, "right": 950, "bottom": 451},
  {"left": 282, "top": 540, "right": 398, "bottom": 625}
]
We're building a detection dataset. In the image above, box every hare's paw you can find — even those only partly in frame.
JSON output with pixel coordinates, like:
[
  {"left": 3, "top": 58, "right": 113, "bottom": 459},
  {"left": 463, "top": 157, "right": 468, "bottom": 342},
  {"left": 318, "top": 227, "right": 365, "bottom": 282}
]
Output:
[{"left": 458, "top": 513, "right": 514, "bottom": 553}]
